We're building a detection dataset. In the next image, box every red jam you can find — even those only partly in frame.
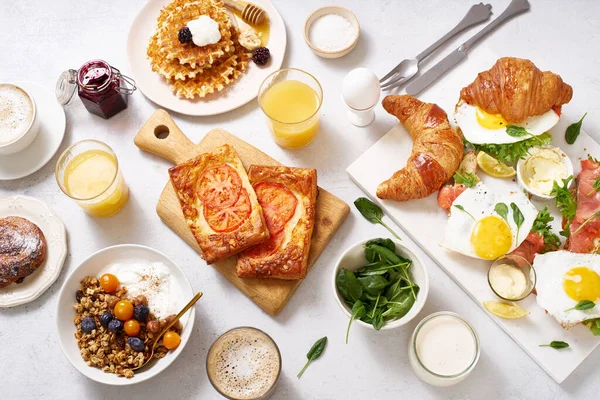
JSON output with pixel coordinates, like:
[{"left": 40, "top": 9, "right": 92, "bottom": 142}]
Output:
[{"left": 77, "top": 60, "right": 129, "bottom": 119}]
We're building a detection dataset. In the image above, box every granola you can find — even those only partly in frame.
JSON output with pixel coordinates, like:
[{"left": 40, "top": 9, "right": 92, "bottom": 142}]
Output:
[{"left": 73, "top": 276, "right": 182, "bottom": 378}]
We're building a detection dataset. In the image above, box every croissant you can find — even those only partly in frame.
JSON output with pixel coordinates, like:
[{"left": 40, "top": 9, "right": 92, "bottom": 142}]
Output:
[
  {"left": 460, "top": 57, "right": 573, "bottom": 123},
  {"left": 377, "top": 95, "right": 463, "bottom": 202}
]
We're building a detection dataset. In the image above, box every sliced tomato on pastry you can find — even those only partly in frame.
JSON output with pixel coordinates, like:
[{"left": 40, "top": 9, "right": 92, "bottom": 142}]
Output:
[
  {"left": 198, "top": 163, "right": 242, "bottom": 208},
  {"left": 204, "top": 189, "right": 252, "bottom": 233},
  {"left": 244, "top": 229, "right": 285, "bottom": 259},
  {"left": 253, "top": 181, "right": 297, "bottom": 234}
]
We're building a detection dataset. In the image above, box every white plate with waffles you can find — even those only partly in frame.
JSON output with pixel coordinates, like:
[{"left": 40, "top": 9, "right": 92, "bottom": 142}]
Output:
[
  {"left": 0, "top": 195, "right": 67, "bottom": 307},
  {"left": 127, "top": 0, "right": 287, "bottom": 116}
]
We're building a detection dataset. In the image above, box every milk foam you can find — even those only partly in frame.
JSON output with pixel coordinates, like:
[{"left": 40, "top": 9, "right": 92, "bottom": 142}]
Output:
[
  {"left": 208, "top": 328, "right": 280, "bottom": 399},
  {"left": 0, "top": 84, "right": 34, "bottom": 144}
]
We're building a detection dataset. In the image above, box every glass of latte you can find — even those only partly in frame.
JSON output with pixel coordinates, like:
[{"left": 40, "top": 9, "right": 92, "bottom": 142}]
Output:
[
  {"left": 0, "top": 83, "right": 39, "bottom": 155},
  {"left": 207, "top": 327, "right": 281, "bottom": 400}
]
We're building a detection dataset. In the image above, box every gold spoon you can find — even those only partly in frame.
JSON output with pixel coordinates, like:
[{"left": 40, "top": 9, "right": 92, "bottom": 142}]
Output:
[
  {"left": 224, "top": 0, "right": 266, "bottom": 25},
  {"left": 133, "top": 292, "right": 203, "bottom": 371}
]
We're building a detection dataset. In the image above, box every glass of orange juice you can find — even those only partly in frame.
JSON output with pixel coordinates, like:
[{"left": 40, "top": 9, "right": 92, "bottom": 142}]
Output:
[
  {"left": 258, "top": 68, "right": 323, "bottom": 149},
  {"left": 55, "top": 140, "right": 129, "bottom": 218}
]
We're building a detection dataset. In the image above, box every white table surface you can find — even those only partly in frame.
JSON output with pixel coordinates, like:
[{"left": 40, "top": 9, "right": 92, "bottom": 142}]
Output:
[{"left": 1, "top": 0, "right": 599, "bottom": 399}]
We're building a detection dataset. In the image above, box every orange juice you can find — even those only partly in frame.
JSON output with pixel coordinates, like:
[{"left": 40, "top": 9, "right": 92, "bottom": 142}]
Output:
[
  {"left": 63, "top": 149, "right": 128, "bottom": 217},
  {"left": 261, "top": 80, "right": 321, "bottom": 149}
]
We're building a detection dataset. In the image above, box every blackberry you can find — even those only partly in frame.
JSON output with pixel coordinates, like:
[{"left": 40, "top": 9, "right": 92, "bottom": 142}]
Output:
[
  {"left": 128, "top": 337, "right": 145, "bottom": 352},
  {"left": 75, "top": 290, "right": 84, "bottom": 303},
  {"left": 81, "top": 317, "right": 96, "bottom": 334},
  {"left": 178, "top": 27, "right": 193, "bottom": 44},
  {"left": 134, "top": 304, "right": 150, "bottom": 322},
  {"left": 252, "top": 47, "right": 270, "bottom": 66}
]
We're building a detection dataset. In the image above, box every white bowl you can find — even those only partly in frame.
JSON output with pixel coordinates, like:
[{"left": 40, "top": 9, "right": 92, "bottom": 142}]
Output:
[
  {"left": 332, "top": 238, "right": 429, "bottom": 330},
  {"left": 56, "top": 244, "right": 195, "bottom": 385},
  {"left": 516, "top": 146, "right": 574, "bottom": 199},
  {"left": 304, "top": 6, "right": 360, "bottom": 59},
  {"left": 0, "top": 82, "right": 40, "bottom": 155}
]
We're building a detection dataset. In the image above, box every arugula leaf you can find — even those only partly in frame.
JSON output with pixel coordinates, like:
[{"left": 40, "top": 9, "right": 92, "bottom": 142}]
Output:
[
  {"left": 565, "top": 300, "right": 595, "bottom": 312},
  {"left": 565, "top": 113, "right": 587, "bottom": 144},
  {"left": 587, "top": 177, "right": 600, "bottom": 196},
  {"left": 336, "top": 269, "right": 363, "bottom": 303},
  {"left": 560, "top": 222, "right": 571, "bottom": 238},
  {"left": 572, "top": 211, "right": 600, "bottom": 236},
  {"left": 495, "top": 202, "right": 509, "bottom": 223},
  {"left": 453, "top": 205, "right": 476, "bottom": 221},
  {"left": 510, "top": 202, "right": 525, "bottom": 244},
  {"left": 505, "top": 125, "right": 530, "bottom": 137},
  {"left": 453, "top": 171, "right": 478, "bottom": 188},
  {"left": 550, "top": 176, "right": 577, "bottom": 221},
  {"left": 531, "top": 206, "right": 561, "bottom": 253},
  {"left": 465, "top": 132, "right": 552, "bottom": 165},
  {"left": 346, "top": 301, "right": 366, "bottom": 344},
  {"left": 354, "top": 198, "right": 402, "bottom": 240}
]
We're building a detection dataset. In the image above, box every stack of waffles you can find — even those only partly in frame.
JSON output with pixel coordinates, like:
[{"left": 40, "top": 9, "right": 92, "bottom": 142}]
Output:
[{"left": 147, "top": 0, "right": 250, "bottom": 99}]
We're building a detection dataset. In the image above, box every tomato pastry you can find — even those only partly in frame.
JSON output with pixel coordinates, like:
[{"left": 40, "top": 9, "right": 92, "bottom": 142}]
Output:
[
  {"left": 237, "top": 166, "right": 317, "bottom": 280},
  {"left": 168, "top": 144, "right": 269, "bottom": 264}
]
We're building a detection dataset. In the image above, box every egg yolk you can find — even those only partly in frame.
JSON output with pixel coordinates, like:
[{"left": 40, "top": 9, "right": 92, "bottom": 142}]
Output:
[
  {"left": 470, "top": 216, "right": 513, "bottom": 260},
  {"left": 563, "top": 267, "right": 600, "bottom": 302},
  {"left": 476, "top": 108, "right": 508, "bottom": 130}
]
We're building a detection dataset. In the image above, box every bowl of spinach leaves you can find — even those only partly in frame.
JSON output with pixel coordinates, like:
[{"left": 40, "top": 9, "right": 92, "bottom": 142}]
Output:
[{"left": 332, "top": 238, "right": 429, "bottom": 341}]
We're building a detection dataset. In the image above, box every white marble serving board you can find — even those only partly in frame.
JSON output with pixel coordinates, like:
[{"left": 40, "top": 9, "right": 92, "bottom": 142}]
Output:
[{"left": 347, "top": 48, "right": 600, "bottom": 384}]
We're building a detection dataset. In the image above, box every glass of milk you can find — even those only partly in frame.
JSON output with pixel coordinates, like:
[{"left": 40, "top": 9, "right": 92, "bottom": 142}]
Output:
[{"left": 408, "top": 312, "right": 480, "bottom": 387}]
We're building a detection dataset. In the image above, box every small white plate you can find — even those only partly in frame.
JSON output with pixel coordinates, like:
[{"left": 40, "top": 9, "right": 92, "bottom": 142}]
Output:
[
  {"left": 0, "top": 195, "right": 67, "bottom": 307},
  {"left": 127, "top": 0, "right": 287, "bottom": 116},
  {"left": 0, "top": 81, "right": 66, "bottom": 181},
  {"left": 56, "top": 244, "right": 195, "bottom": 385}
]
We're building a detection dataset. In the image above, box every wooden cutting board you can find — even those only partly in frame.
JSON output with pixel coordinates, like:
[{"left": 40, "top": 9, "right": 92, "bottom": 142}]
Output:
[{"left": 134, "top": 109, "right": 349, "bottom": 315}]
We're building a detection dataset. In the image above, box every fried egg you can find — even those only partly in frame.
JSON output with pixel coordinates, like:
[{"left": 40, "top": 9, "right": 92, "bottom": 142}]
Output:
[
  {"left": 454, "top": 100, "right": 560, "bottom": 145},
  {"left": 440, "top": 183, "right": 538, "bottom": 260},
  {"left": 534, "top": 251, "right": 600, "bottom": 328}
]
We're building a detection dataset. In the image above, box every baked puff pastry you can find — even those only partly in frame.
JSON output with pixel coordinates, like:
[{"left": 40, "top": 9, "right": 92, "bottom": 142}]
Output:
[
  {"left": 169, "top": 144, "right": 269, "bottom": 264},
  {"left": 237, "top": 166, "right": 317, "bottom": 280}
]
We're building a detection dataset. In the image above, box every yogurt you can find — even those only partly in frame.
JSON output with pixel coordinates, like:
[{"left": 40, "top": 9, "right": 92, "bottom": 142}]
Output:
[
  {"left": 102, "top": 260, "right": 183, "bottom": 319},
  {"left": 409, "top": 312, "right": 479, "bottom": 387}
]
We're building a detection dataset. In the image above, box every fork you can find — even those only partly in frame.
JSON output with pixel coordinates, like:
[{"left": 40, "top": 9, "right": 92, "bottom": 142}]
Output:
[{"left": 380, "top": 2, "right": 493, "bottom": 91}]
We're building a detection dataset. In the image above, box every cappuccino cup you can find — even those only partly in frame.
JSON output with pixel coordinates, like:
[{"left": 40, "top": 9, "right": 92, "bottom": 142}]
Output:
[{"left": 0, "top": 83, "right": 39, "bottom": 155}]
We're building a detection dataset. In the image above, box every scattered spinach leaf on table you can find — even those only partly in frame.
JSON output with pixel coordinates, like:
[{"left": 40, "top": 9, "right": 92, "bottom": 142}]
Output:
[
  {"left": 297, "top": 336, "right": 327, "bottom": 378},
  {"left": 354, "top": 198, "right": 402, "bottom": 241},
  {"left": 565, "top": 113, "right": 587, "bottom": 144}
]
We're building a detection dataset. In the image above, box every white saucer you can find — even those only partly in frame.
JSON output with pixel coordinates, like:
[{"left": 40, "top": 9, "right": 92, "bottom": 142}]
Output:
[
  {"left": 127, "top": 0, "right": 287, "bottom": 116},
  {"left": 0, "top": 195, "right": 67, "bottom": 307},
  {"left": 0, "top": 81, "right": 66, "bottom": 180}
]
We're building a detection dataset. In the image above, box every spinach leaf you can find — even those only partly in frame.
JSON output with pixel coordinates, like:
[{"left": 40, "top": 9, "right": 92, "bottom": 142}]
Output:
[
  {"left": 495, "top": 202, "right": 509, "bottom": 223},
  {"left": 354, "top": 198, "right": 402, "bottom": 240},
  {"left": 358, "top": 275, "right": 389, "bottom": 296},
  {"left": 297, "top": 336, "right": 327, "bottom": 378},
  {"left": 365, "top": 244, "right": 404, "bottom": 266},
  {"left": 336, "top": 269, "right": 363, "bottom": 303},
  {"left": 584, "top": 319, "right": 600, "bottom": 336},
  {"left": 510, "top": 202, "right": 524, "bottom": 243},
  {"left": 565, "top": 300, "right": 595, "bottom": 312},
  {"left": 364, "top": 238, "right": 395, "bottom": 263},
  {"left": 453, "top": 205, "right": 476, "bottom": 221},
  {"left": 356, "top": 262, "right": 398, "bottom": 276},
  {"left": 505, "top": 125, "right": 530, "bottom": 137},
  {"left": 382, "top": 286, "right": 418, "bottom": 319},
  {"left": 539, "top": 341, "right": 569, "bottom": 349},
  {"left": 565, "top": 113, "right": 587, "bottom": 144},
  {"left": 372, "top": 308, "right": 384, "bottom": 330},
  {"left": 346, "top": 300, "right": 366, "bottom": 344}
]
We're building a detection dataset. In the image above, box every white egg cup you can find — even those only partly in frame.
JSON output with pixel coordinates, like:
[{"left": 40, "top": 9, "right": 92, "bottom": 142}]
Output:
[{"left": 346, "top": 102, "right": 377, "bottom": 127}]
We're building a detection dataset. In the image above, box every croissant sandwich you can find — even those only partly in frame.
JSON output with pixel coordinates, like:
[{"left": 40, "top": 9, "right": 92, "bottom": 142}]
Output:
[
  {"left": 377, "top": 95, "right": 463, "bottom": 202},
  {"left": 459, "top": 57, "right": 573, "bottom": 123}
]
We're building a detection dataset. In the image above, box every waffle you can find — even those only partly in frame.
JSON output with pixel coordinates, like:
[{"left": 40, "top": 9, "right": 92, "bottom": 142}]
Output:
[
  {"left": 169, "top": 28, "right": 250, "bottom": 99},
  {"left": 147, "top": 32, "right": 212, "bottom": 80},
  {"left": 155, "top": 0, "right": 234, "bottom": 69}
]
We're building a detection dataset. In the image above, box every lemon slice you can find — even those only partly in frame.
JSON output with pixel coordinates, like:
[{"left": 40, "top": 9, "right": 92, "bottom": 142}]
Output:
[
  {"left": 483, "top": 301, "right": 530, "bottom": 319},
  {"left": 476, "top": 151, "right": 516, "bottom": 178}
]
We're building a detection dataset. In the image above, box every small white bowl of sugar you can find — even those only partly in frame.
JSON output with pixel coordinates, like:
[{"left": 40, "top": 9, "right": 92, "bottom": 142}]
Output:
[{"left": 304, "top": 6, "right": 360, "bottom": 59}]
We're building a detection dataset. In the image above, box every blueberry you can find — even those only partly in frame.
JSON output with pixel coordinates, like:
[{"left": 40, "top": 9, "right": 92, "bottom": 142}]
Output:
[
  {"left": 108, "top": 318, "right": 124, "bottom": 333},
  {"left": 81, "top": 317, "right": 96, "bottom": 333},
  {"left": 128, "top": 337, "right": 145, "bottom": 352},
  {"left": 99, "top": 312, "right": 114, "bottom": 328},
  {"left": 133, "top": 304, "right": 149, "bottom": 322}
]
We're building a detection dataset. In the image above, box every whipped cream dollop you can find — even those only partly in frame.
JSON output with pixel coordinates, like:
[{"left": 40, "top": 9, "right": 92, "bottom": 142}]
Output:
[{"left": 187, "top": 15, "right": 221, "bottom": 47}]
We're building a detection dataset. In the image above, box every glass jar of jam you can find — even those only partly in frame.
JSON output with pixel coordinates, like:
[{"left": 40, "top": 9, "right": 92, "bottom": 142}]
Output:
[{"left": 56, "top": 60, "right": 136, "bottom": 119}]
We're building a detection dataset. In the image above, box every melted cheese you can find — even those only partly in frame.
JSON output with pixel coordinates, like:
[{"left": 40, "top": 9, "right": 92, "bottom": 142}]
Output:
[{"left": 280, "top": 189, "right": 304, "bottom": 250}]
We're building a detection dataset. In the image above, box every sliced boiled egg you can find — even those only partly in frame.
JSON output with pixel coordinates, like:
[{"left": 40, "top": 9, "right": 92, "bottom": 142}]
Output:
[
  {"left": 440, "top": 182, "right": 538, "bottom": 260},
  {"left": 455, "top": 100, "right": 559, "bottom": 145}
]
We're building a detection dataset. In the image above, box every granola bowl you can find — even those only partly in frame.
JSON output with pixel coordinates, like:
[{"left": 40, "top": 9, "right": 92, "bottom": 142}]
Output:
[{"left": 56, "top": 244, "right": 195, "bottom": 385}]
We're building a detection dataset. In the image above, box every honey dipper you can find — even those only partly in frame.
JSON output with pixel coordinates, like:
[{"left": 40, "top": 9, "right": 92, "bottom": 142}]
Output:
[{"left": 224, "top": 0, "right": 266, "bottom": 25}]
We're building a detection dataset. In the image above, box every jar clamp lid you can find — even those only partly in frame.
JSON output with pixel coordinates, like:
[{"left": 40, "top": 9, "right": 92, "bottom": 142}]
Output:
[{"left": 56, "top": 69, "right": 78, "bottom": 105}]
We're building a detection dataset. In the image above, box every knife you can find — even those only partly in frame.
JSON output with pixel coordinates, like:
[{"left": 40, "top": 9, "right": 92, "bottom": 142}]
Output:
[{"left": 405, "top": 0, "right": 530, "bottom": 96}]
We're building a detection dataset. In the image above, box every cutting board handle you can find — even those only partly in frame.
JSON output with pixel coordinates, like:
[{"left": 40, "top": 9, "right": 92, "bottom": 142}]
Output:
[{"left": 134, "top": 109, "right": 195, "bottom": 165}]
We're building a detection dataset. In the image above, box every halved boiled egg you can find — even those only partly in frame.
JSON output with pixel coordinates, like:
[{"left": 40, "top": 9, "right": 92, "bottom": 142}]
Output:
[
  {"left": 440, "top": 182, "right": 538, "bottom": 260},
  {"left": 455, "top": 100, "right": 559, "bottom": 145},
  {"left": 534, "top": 251, "right": 600, "bottom": 328}
]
